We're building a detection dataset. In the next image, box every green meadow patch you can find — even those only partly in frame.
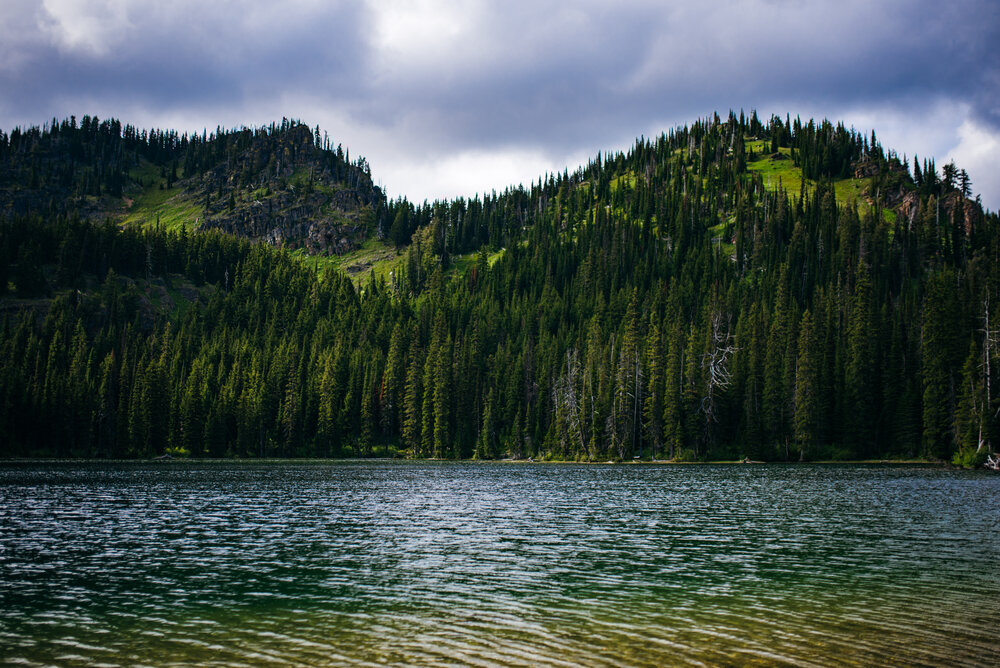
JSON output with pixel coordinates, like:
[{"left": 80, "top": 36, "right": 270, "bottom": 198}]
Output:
[
  {"left": 122, "top": 184, "right": 205, "bottom": 233},
  {"left": 746, "top": 141, "right": 894, "bottom": 222}
]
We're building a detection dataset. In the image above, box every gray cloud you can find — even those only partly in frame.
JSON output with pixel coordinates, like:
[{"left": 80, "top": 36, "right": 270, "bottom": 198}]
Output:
[
  {"left": 356, "top": 1, "right": 998, "bottom": 149},
  {"left": 0, "top": 1, "right": 370, "bottom": 123},
  {"left": 1, "top": 0, "right": 997, "bottom": 208}
]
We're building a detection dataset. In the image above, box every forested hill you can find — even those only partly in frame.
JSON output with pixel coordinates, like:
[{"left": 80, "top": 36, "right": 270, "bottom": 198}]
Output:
[
  {"left": 0, "top": 116, "right": 385, "bottom": 253},
  {"left": 1, "top": 111, "right": 997, "bottom": 466}
]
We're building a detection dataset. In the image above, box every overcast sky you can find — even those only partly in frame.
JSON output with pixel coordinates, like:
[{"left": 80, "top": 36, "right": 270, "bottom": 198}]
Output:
[{"left": 2, "top": 0, "right": 998, "bottom": 210}]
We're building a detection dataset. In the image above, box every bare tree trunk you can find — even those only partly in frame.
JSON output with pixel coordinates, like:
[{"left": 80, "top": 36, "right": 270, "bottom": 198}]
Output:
[
  {"left": 983, "top": 291, "right": 993, "bottom": 452},
  {"left": 701, "top": 311, "right": 737, "bottom": 448}
]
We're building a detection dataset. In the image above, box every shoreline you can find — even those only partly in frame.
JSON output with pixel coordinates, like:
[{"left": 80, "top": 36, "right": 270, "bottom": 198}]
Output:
[{"left": 0, "top": 457, "right": 950, "bottom": 466}]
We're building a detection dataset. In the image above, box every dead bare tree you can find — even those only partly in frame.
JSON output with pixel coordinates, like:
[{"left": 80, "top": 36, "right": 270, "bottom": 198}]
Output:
[
  {"left": 554, "top": 349, "right": 586, "bottom": 458},
  {"left": 562, "top": 349, "right": 586, "bottom": 455},
  {"left": 701, "top": 311, "right": 737, "bottom": 445},
  {"left": 979, "top": 291, "right": 998, "bottom": 452}
]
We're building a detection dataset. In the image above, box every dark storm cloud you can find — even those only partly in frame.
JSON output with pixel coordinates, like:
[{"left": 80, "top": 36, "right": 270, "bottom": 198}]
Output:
[
  {"left": 0, "top": 1, "right": 370, "bottom": 126},
  {"left": 2, "top": 0, "right": 995, "bottom": 142},
  {"left": 0, "top": 0, "right": 997, "bottom": 206},
  {"left": 350, "top": 0, "right": 999, "bottom": 154}
]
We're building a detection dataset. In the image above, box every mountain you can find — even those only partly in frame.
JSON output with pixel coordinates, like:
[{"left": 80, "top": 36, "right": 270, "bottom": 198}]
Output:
[
  {"left": 0, "top": 116, "right": 386, "bottom": 254},
  {"left": 0, "top": 111, "right": 996, "bottom": 466}
]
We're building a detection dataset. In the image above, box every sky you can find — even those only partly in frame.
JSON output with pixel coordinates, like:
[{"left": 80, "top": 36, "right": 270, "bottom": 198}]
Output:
[{"left": 2, "top": 0, "right": 998, "bottom": 210}]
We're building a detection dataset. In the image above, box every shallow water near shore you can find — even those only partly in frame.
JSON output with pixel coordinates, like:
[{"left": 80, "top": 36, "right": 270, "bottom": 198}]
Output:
[{"left": 1, "top": 461, "right": 998, "bottom": 666}]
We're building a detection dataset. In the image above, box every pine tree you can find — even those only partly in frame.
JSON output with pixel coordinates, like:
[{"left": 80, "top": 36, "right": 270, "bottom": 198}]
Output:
[
  {"left": 359, "top": 361, "right": 378, "bottom": 456},
  {"left": 794, "top": 309, "right": 818, "bottom": 459},
  {"left": 845, "top": 263, "right": 876, "bottom": 455},
  {"left": 662, "top": 320, "right": 684, "bottom": 459},
  {"left": 614, "top": 292, "right": 641, "bottom": 458},
  {"left": 953, "top": 337, "right": 985, "bottom": 467},
  {"left": 643, "top": 319, "right": 665, "bottom": 459},
  {"left": 402, "top": 334, "right": 423, "bottom": 456},
  {"left": 584, "top": 316, "right": 606, "bottom": 460},
  {"left": 95, "top": 351, "right": 118, "bottom": 458},
  {"left": 421, "top": 341, "right": 436, "bottom": 457},
  {"left": 682, "top": 324, "right": 702, "bottom": 458},
  {"left": 179, "top": 363, "right": 206, "bottom": 455},
  {"left": 381, "top": 323, "right": 407, "bottom": 437},
  {"left": 280, "top": 353, "right": 300, "bottom": 457},
  {"left": 433, "top": 329, "right": 452, "bottom": 458},
  {"left": 317, "top": 353, "right": 338, "bottom": 456},
  {"left": 764, "top": 278, "right": 791, "bottom": 451},
  {"left": 921, "top": 271, "right": 960, "bottom": 459},
  {"left": 477, "top": 386, "right": 498, "bottom": 459}
]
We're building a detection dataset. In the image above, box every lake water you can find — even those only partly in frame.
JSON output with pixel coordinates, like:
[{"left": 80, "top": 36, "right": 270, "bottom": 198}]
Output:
[{"left": 1, "top": 461, "right": 998, "bottom": 666}]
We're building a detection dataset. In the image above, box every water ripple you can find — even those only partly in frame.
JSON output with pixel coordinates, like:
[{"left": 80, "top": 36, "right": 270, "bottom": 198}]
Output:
[{"left": 1, "top": 462, "right": 998, "bottom": 666}]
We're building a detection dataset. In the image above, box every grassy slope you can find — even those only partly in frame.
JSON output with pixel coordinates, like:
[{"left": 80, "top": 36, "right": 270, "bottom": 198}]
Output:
[
  {"left": 289, "top": 238, "right": 401, "bottom": 283},
  {"left": 746, "top": 142, "right": 804, "bottom": 193},
  {"left": 746, "top": 140, "right": 895, "bottom": 222},
  {"left": 120, "top": 161, "right": 395, "bottom": 282},
  {"left": 291, "top": 240, "right": 506, "bottom": 289},
  {"left": 121, "top": 162, "right": 205, "bottom": 232},
  {"left": 119, "top": 160, "right": 412, "bottom": 287}
]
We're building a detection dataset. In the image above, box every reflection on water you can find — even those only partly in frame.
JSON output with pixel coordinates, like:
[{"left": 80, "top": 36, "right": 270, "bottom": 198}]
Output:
[{"left": 1, "top": 462, "right": 998, "bottom": 666}]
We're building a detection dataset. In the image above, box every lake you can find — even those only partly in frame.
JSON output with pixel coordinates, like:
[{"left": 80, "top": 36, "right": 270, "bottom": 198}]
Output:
[{"left": 1, "top": 461, "right": 997, "bottom": 666}]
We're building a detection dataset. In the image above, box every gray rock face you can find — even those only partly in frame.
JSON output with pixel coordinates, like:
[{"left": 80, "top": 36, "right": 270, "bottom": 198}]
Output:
[{"left": 180, "top": 123, "right": 385, "bottom": 253}]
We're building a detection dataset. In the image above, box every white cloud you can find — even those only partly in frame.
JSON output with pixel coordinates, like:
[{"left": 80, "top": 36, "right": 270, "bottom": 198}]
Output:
[
  {"left": 375, "top": 146, "right": 595, "bottom": 203},
  {"left": 38, "top": 0, "right": 132, "bottom": 56},
  {"left": 948, "top": 119, "right": 1000, "bottom": 212},
  {"left": 369, "top": 0, "right": 477, "bottom": 70}
]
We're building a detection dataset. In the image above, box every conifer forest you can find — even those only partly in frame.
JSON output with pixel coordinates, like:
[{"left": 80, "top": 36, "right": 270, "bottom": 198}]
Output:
[{"left": 1, "top": 111, "right": 997, "bottom": 466}]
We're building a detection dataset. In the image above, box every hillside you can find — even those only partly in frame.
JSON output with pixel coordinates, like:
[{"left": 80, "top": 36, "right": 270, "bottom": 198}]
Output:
[
  {"left": 0, "top": 111, "right": 997, "bottom": 466},
  {"left": 0, "top": 117, "right": 386, "bottom": 254}
]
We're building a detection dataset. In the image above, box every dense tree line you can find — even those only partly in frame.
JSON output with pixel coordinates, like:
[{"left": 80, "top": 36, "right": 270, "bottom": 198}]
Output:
[{"left": 0, "top": 112, "right": 996, "bottom": 465}]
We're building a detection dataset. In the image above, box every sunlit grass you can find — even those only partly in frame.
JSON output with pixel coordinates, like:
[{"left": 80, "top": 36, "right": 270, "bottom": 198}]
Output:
[
  {"left": 122, "top": 183, "right": 205, "bottom": 233},
  {"left": 449, "top": 247, "right": 504, "bottom": 275},
  {"left": 289, "top": 238, "right": 403, "bottom": 285},
  {"left": 609, "top": 172, "right": 637, "bottom": 192},
  {"left": 746, "top": 141, "right": 893, "bottom": 222},
  {"left": 746, "top": 145, "right": 804, "bottom": 195}
]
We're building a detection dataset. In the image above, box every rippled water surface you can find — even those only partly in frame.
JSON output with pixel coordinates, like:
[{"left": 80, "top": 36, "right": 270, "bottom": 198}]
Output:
[{"left": 1, "top": 462, "right": 998, "bottom": 666}]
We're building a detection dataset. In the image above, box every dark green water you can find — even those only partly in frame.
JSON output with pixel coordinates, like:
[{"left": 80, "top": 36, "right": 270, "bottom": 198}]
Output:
[{"left": 0, "top": 462, "right": 997, "bottom": 666}]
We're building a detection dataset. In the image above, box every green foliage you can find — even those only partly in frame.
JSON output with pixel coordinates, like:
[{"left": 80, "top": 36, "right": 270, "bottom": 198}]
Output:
[
  {"left": 1, "top": 110, "right": 997, "bottom": 462},
  {"left": 121, "top": 184, "right": 204, "bottom": 233},
  {"left": 951, "top": 447, "right": 988, "bottom": 469}
]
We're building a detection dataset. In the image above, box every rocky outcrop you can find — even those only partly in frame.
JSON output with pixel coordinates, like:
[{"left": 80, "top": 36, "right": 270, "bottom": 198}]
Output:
[
  {"left": 188, "top": 124, "right": 384, "bottom": 252},
  {"left": 853, "top": 159, "right": 880, "bottom": 180},
  {"left": 898, "top": 191, "right": 921, "bottom": 229}
]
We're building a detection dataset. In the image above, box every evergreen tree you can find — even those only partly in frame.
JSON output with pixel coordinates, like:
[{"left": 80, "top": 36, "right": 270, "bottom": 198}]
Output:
[
  {"left": 643, "top": 318, "right": 665, "bottom": 459},
  {"left": 953, "top": 337, "right": 986, "bottom": 467},
  {"left": 402, "top": 333, "right": 423, "bottom": 456},
  {"left": 845, "top": 263, "right": 876, "bottom": 455},
  {"left": 921, "top": 271, "right": 961, "bottom": 459},
  {"left": 794, "top": 309, "right": 819, "bottom": 459},
  {"left": 662, "top": 321, "right": 684, "bottom": 459}
]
